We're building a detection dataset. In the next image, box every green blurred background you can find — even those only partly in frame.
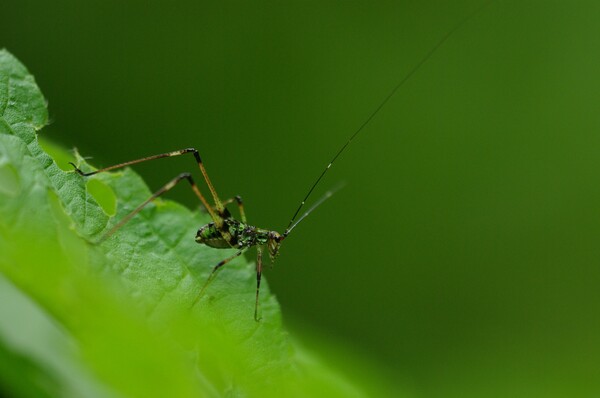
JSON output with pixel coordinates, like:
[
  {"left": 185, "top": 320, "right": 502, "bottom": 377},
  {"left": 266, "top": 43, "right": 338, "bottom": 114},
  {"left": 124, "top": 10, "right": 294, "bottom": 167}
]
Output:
[{"left": 3, "top": 0, "right": 600, "bottom": 396}]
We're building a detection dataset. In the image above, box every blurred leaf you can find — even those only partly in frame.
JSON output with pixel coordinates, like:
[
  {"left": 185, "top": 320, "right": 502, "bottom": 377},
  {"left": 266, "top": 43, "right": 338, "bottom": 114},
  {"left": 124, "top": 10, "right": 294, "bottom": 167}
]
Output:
[{"left": 0, "top": 49, "right": 396, "bottom": 397}]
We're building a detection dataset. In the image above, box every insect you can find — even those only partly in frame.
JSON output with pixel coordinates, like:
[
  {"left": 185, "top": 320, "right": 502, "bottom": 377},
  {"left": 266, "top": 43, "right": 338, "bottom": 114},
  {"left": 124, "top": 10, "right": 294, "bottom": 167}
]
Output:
[{"left": 70, "top": 4, "right": 489, "bottom": 321}]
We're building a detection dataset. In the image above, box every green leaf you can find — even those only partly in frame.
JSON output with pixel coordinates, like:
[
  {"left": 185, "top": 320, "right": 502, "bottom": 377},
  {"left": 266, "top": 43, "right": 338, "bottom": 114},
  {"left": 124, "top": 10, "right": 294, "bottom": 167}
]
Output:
[{"left": 0, "top": 49, "right": 394, "bottom": 397}]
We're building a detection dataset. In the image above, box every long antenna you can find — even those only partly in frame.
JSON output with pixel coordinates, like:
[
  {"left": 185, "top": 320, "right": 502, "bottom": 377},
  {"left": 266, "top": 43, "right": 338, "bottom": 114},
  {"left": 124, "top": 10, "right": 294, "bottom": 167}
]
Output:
[
  {"left": 284, "top": 2, "right": 491, "bottom": 235},
  {"left": 285, "top": 182, "right": 346, "bottom": 237}
]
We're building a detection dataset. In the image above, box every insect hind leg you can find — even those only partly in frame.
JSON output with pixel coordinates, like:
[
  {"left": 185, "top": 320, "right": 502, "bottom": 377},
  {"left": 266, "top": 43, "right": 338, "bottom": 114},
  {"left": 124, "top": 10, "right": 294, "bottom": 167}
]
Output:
[
  {"left": 219, "top": 195, "right": 246, "bottom": 223},
  {"left": 99, "top": 172, "right": 223, "bottom": 243},
  {"left": 70, "top": 147, "right": 227, "bottom": 227}
]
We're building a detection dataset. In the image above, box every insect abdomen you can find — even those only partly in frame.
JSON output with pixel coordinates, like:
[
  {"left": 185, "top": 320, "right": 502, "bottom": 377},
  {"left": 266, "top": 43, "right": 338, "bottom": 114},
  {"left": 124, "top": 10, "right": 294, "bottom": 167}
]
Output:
[
  {"left": 195, "top": 223, "right": 231, "bottom": 248},
  {"left": 196, "top": 219, "right": 251, "bottom": 249}
]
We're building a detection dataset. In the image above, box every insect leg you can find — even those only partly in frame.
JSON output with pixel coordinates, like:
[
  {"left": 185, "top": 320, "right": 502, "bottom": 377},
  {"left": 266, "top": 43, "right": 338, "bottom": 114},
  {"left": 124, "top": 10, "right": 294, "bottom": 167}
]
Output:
[
  {"left": 254, "top": 246, "right": 263, "bottom": 321},
  {"left": 69, "top": 148, "right": 228, "bottom": 224},
  {"left": 191, "top": 247, "right": 248, "bottom": 307},
  {"left": 98, "top": 172, "right": 216, "bottom": 242},
  {"left": 220, "top": 198, "right": 236, "bottom": 206},
  {"left": 71, "top": 148, "right": 198, "bottom": 177},
  {"left": 234, "top": 196, "right": 246, "bottom": 223},
  {"left": 218, "top": 195, "right": 246, "bottom": 223}
]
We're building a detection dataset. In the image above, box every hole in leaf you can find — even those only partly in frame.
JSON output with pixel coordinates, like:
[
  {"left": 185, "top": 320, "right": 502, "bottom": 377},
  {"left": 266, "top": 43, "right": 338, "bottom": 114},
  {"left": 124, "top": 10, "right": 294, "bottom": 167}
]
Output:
[
  {"left": 38, "top": 136, "right": 75, "bottom": 171},
  {"left": 86, "top": 179, "right": 117, "bottom": 217}
]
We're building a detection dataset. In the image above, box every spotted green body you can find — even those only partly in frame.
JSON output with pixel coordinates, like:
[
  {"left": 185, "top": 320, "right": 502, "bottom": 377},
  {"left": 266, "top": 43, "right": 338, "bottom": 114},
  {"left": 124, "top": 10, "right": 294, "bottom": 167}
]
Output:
[{"left": 195, "top": 219, "right": 281, "bottom": 260}]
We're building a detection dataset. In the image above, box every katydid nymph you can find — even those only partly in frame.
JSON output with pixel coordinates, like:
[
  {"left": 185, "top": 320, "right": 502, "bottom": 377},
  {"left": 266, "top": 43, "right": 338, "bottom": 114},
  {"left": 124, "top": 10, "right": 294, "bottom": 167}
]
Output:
[{"left": 71, "top": 4, "right": 489, "bottom": 321}]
